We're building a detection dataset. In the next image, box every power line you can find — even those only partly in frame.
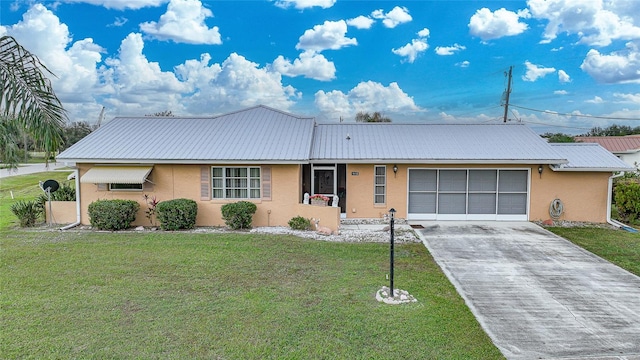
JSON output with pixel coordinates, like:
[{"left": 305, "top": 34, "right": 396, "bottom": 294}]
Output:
[
  {"left": 510, "top": 104, "right": 640, "bottom": 121},
  {"left": 517, "top": 119, "right": 592, "bottom": 131}
]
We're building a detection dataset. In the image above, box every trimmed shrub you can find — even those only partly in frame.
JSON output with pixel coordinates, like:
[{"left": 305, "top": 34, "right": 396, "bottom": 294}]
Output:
[
  {"left": 221, "top": 201, "right": 257, "bottom": 230},
  {"left": 10, "top": 200, "right": 43, "bottom": 227},
  {"left": 88, "top": 199, "right": 139, "bottom": 230},
  {"left": 288, "top": 216, "right": 311, "bottom": 230},
  {"left": 156, "top": 198, "right": 198, "bottom": 230},
  {"left": 614, "top": 179, "right": 640, "bottom": 224}
]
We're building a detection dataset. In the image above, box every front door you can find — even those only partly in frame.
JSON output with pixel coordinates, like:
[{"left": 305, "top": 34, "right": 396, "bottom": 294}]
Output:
[
  {"left": 313, "top": 167, "right": 335, "bottom": 195},
  {"left": 303, "top": 164, "right": 346, "bottom": 214}
]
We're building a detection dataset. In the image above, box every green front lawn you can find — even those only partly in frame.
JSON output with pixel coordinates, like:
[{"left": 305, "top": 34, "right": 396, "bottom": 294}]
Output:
[
  {"left": 547, "top": 226, "right": 640, "bottom": 276},
  {"left": 0, "top": 171, "right": 74, "bottom": 230},
  {"left": 0, "top": 231, "right": 503, "bottom": 359}
]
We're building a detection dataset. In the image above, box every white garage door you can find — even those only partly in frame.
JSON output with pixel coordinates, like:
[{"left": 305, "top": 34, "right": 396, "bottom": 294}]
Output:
[{"left": 408, "top": 169, "right": 529, "bottom": 221}]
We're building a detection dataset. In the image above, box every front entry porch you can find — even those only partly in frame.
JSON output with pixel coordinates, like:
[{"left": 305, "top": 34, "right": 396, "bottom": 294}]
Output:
[{"left": 302, "top": 164, "right": 346, "bottom": 215}]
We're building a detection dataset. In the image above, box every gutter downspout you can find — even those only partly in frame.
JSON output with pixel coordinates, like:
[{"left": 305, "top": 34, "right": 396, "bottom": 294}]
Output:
[
  {"left": 60, "top": 167, "right": 81, "bottom": 230},
  {"left": 607, "top": 172, "right": 637, "bottom": 232}
]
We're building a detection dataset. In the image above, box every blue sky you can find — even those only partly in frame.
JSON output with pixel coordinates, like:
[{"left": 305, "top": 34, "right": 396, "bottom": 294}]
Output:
[{"left": 2, "top": 0, "right": 640, "bottom": 134}]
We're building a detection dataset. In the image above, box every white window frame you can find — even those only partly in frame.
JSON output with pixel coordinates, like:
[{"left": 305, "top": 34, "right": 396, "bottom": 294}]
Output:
[
  {"left": 212, "top": 166, "right": 261, "bottom": 199},
  {"left": 374, "top": 165, "right": 386, "bottom": 205}
]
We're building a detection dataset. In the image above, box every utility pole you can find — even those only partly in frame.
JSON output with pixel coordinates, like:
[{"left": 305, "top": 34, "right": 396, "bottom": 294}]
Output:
[{"left": 503, "top": 66, "right": 513, "bottom": 123}]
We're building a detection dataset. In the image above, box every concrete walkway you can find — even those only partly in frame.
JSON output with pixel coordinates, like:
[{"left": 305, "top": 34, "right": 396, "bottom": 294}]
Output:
[{"left": 415, "top": 221, "right": 640, "bottom": 360}]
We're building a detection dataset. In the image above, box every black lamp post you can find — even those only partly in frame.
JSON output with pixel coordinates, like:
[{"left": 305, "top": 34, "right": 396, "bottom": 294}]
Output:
[{"left": 389, "top": 208, "right": 396, "bottom": 297}]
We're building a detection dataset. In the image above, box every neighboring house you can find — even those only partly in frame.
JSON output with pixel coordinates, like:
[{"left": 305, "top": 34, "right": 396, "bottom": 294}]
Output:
[
  {"left": 57, "top": 105, "right": 632, "bottom": 231},
  {"left": 575, "top": 135, "right": 640, "bottom": 170}
]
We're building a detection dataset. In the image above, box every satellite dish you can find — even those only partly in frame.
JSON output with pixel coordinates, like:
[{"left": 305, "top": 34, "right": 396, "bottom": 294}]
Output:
[{"left": 42, "top": 179, "right": 60, "bottom": 193}]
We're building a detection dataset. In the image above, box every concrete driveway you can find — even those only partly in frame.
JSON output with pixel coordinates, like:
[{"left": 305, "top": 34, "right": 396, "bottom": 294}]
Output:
[{"left": 416, "top": 222, "right": 640, "bottom": 360}]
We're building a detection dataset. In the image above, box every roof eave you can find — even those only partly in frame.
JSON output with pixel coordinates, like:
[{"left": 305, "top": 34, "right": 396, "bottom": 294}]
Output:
[
  {"left": 550, "top": 167, "right": 634, "bottom": 172},
  {"left": 612, "top": 149, "right": 640, "bottom": 154},
  {"left": 311, "top": 159, "right": 568, "bottom": 165},
  {"left": 59, "top": 158, "right": 310, "bottom": 165}
]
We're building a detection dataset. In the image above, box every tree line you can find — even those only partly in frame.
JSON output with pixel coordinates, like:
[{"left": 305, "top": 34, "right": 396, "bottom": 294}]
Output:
[{"left": 543, "top": 124, "right": 640, "bottom": 143}]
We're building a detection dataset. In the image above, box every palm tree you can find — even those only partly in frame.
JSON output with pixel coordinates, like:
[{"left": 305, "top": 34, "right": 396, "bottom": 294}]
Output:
[{"left": 0, "top": 35, "right": 66, "bottom": 168}]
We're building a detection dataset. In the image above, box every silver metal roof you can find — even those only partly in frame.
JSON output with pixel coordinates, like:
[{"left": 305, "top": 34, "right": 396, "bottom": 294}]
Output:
[
  {"left": 59, "top": 105, "right": 629, "bottom": 171},
  {"left": 549, "top": 143, "right": 634, "bottom": 172},
  {"left": 58, "top": 105, "right": 316, "bottom": 163},
  {"left": 311, "top": 123, "right": 567, "bottom": 164}
]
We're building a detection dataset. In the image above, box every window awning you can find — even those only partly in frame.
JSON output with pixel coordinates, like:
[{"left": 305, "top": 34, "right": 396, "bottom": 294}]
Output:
[{"left": 81, "top": 166, "right": 153, "bottom": 184}]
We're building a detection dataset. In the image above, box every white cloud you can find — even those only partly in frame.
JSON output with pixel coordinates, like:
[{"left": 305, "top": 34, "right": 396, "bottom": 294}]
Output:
[
  {"left": 108, "top": 17, "right": 128, "bottom": 27},
  {"left": 554, "top": 90, "right": 568, "bottom": 95},
  {"left": 392, "top": 28, "right": 429, "bottom": 63},
  {"left": 347, "top": 15, "right": 374, "bottom": 30},
  {"left": 522, "top": 60, "right": 556, "bottom": 81},
  {"left": 417, "top": 28, "right": 430, "bottom": 38},
  {"left": 271, "top": 51, "right": 336, "bottom": 81},
  {"left": 314, "top": 81, "right": 422, "bottom": 120},
  {"left": 104, "top": 33, "right": 187, "bottom": 113},
  {"left": 437, "top": 111, "right": 494, "bottom": 123},
  {"left": 296, "top": 20, "right": 357, "bottom": 52},
  {"left": 139, "top": 0, "right": 221, "bottom": 45},
  {"left": 580, "top": 43, "right": 640, "bottom": 84},
  {"left": 614, "top": 93, "right": 640, "bottom": 103},
  {"left": 392, "top": 39, "right": 428, "bottom": 63},
  {"left": 456, "top": 60, "right": 470, "bottom": 68},
  {"left": 274, "top": 0, "right": 335, "bottom": 10},
  {"left": 2, "top": 4, "right": 106, "bottom": 103},
  {"left": 435, "top": 43, "right": 466, "bottom": 56},
  {"left": 585, "top": 96, "right": 604, "bottom": 104},
  {"left": 1, "top": 2, "right": 299, "bottom": 121},
  {"left": 468, "top": 7, "right": 530, "bottom": 41},
  {"left": 558, "top": 69, "right": 570, "bottom": 83},
  {"left": 60, "top": 0, "right": 167, "bottom": 10},
  {"left": 527, "top": 0, "right": 640, "bottom": 46},
  {"left": 175, "top": 52, "right": 298, "bottom": 114},
  {"left": 371, "top": 6, "right": 412, "bottom": 28}
]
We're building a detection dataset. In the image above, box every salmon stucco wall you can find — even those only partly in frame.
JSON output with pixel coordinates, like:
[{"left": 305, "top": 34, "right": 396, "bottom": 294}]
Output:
[
  {"left": 530, "top": 167, "right": 611, "bottom": 223},
  {"left": 45, "top": 201, "right": 77, "bottom": 224},
  {"left": 343, "top": 163, "right": 613, "bottom": 223},
  {"left": 76, "top": 163, "right": 340, "bottom": 232},
  {"left": 74, "top": 162, "right": 612, "bottom": 230}
]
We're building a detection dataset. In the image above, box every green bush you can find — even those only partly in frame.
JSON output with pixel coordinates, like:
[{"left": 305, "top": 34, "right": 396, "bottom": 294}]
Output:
[
  {"left": 88, "top": 199, "right": 139, "bottom": 230},
  {"left": 156, "top": 198, "right": 198, "bottom": 230},
  {"left": 614, "top": 179, "right": 640, "bottom": 224},
  {"left": 10, "top": 200, "right": 43, "bottom": 227},
  {"left": 221, "top": 201, "right": 257, "bottom": 230},
  {"left": 37, "top": 183, "right": 76, "bottom": 204},
  {"left": 288, "top": 216, "right": 311, "bottom": 230}
]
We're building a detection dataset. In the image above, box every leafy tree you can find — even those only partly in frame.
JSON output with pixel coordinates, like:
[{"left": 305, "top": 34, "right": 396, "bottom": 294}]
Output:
[
  {"left": 146, "top": 110, "right": 174, "bottom": 117},
  {"left": 0, "top": 36, "right": 66, "bottom": 168},
  {"left": 584, "top": 125, "right": 634, "bottom": 137},
  {"left": 61, "top": 121, "right": 93, "bottom": 150},
  {"left": 355, "top": 111, "right": 391, "bottom": 122},
  {"left": 541, "top": 132, "right": 575, "bottom": 143}
]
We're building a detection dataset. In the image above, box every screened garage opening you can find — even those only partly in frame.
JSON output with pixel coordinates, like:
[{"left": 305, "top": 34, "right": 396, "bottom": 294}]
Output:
[{"left": 408, "top": 169, "right": 529, "bottom": 221}]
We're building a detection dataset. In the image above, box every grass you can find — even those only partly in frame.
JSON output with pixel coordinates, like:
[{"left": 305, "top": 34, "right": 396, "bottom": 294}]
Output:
[
  {"left": 547, "top": 226, "right": 640, "bottom": 276},
  {"left": 0, "top": 171, "right": 74, "bottom": 230},
  {"left": 0, "top": 231, "right": 503, "bottom": 359}
]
